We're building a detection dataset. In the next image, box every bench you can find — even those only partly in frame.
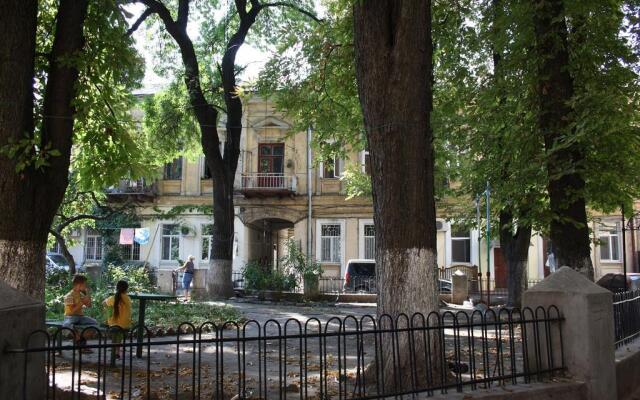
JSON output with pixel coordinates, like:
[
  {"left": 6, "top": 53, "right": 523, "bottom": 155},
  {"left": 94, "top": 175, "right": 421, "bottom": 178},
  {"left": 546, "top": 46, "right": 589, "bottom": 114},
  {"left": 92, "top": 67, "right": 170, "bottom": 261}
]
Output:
[{"left": 46, "top": 320, "right": 121, "bottom": 366}]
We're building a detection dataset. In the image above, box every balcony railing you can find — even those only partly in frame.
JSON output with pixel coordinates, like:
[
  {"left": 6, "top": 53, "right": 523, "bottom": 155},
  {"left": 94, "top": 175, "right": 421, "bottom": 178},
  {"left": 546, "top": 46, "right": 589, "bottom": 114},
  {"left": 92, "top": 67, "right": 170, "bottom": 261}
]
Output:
[
  {"left": 240, "top": 173, "right": 297, "bottom": 195},
  {"left": 105, "top": 178, "right": 157, "bottom": 198}
]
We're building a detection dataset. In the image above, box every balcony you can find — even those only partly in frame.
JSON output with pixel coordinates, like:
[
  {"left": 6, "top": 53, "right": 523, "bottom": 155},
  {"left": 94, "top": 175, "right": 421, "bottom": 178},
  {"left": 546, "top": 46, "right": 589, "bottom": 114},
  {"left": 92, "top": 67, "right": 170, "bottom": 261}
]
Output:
[
  {"left": 239, "top": 173, "right": 297, "bottom": 198},
  {"left": 105, "top": 178, "right": 157, "bottom": 201}
]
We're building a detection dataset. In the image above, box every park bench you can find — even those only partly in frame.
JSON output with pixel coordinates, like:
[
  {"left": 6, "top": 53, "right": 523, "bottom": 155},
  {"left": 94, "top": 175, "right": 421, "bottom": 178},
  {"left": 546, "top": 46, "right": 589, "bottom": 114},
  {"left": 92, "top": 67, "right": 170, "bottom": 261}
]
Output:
[{"left": 46, "top": 320, "right": 121, "bottom": 366}]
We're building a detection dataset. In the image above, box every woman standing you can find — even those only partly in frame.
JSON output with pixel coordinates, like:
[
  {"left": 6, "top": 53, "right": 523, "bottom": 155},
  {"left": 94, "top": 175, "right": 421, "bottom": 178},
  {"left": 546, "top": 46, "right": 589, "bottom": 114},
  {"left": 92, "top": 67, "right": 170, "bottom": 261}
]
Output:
[{"left": 176, "top": 255, "right": 195, "bottom": 301}]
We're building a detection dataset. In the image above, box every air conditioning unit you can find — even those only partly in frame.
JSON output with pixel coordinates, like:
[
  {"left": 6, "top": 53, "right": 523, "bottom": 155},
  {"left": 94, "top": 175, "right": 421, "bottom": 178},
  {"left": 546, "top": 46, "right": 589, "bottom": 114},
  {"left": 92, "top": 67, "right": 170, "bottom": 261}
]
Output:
[{"left": 436, "top": 220, "right": 446, "bottom": 231}]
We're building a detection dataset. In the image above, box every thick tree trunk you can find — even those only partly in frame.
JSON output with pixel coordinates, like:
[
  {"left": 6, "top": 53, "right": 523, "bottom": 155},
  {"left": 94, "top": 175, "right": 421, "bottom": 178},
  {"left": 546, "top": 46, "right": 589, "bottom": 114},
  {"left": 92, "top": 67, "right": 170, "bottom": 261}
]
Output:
[
  {"left": 206, "top": 172, "right": 235, "bottom": 298},
  {"left": 499, "top": 211, "right": 531, "bottom": 308},
  {"left": 533, "top": 0, "right": 593, "bottom": 279},
  {"left": 354, "top": 0, "right": 441, "bottom": 391},
  {"left": 0, "top": 0, "right": 87, "bottom": 299}
]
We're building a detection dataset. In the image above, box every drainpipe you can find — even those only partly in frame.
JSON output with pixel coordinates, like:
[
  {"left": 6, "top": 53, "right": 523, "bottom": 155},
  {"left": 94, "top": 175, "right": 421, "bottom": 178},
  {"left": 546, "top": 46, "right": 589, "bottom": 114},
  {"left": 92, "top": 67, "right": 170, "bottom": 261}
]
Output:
[{"left": 306, "top": 126, "right": 313, "bottom": 261}]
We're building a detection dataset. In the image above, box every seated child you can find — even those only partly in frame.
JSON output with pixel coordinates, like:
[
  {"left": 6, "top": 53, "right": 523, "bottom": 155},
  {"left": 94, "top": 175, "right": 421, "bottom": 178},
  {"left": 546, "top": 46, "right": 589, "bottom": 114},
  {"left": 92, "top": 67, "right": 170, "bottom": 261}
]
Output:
[
  {"left": 63, "top": 274, "right": 98, "bottom": 352},
  {"left": 103, "top": 280, "right": 132, "bottom": 358}
]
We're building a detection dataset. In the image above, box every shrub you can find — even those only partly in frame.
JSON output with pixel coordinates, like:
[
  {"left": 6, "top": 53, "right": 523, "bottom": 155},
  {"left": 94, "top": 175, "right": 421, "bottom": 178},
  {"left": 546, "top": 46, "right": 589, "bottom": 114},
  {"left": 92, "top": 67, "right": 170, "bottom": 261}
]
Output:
[{"left": 243, "top": 260, "right": 297, "bottom": 292}]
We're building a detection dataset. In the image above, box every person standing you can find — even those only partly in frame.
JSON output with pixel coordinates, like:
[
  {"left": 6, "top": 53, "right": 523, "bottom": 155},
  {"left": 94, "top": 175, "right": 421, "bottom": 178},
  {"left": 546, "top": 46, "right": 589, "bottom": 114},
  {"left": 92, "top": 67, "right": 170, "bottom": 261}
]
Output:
[{"left": 176, "top": 255, "right": 196, "bottom": 301}]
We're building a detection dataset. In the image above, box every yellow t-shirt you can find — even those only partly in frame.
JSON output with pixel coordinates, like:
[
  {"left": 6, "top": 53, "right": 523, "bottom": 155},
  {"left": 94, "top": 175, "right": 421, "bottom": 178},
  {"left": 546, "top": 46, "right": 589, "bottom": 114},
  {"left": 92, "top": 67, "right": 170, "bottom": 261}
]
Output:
[
  {"left": 63, "top": 290, "right": 84, "bottom": 316},
  {"left": 105, "top": 294, "right": 132, "bottom": 329}
]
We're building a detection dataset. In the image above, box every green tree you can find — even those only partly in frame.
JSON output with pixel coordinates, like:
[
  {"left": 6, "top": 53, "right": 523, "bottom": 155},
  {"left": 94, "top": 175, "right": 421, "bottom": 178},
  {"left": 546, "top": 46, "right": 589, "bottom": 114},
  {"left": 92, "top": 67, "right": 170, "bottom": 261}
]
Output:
[
  {"left": 133, "top": 0, "right": 319, "bottom": 298},
  {"left": 0, "top": 0, "right": 146, "bottom": 299},
  {"left": 353, "top": 0, "right": 440, "bottom": 388}
]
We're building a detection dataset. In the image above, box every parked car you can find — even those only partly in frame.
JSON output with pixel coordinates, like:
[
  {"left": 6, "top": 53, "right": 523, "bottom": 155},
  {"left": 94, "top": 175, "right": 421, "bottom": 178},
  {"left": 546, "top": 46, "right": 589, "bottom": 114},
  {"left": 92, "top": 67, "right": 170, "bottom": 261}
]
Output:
[
  {"left": 596, "top": 273, "right": 640, "bottom": 293},
  {"left": 343, "top": 259, "right": 376, "bottom": 292},
  {"left": 45, "top": 252, "right": 83, "bottom": 273},
  {"left": 343, "top": 259, "right": 452, "bottom": 294}
]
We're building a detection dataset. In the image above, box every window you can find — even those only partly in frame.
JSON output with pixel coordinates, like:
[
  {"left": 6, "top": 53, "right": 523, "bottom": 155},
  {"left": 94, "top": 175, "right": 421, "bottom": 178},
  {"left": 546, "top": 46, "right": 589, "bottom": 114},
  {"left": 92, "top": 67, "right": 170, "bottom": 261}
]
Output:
[
  {"left": 361, "top": 150, "right": 371, "bottom": 176},
  {"left": 363, "top": 224, "right": 375, "bottom": 260},
  {"left": 201, "top": 224, "right": 214, "bottom": 261},
  {"left": 451, "top": 226, "right": 471, "bottom": 263},
  {"left": 121, "top": 242, "right": 141, "bottom": 261},
  {"left": 85, "top": 230, "right": 103, "bottom": 261},
  {"left": 320, "top": 223, "right": 342, "bottom": 263},
  {"left": 163, "top": 157, "right": 183, "bottom": 180},
  {"left": 322, "top": 157, "right": 342, "bottom": 178},
  {"left": 161, "top": 224, "right": 180, "bottom": 261},
  {"left": 258, "top": 143, "right": 285, "bottom": 174},
  {"left": 599, "top": 223, "right": 621, "bottom": 262},
  {"left": 49, "top": 241, "right": 62, "bottom": 254}
]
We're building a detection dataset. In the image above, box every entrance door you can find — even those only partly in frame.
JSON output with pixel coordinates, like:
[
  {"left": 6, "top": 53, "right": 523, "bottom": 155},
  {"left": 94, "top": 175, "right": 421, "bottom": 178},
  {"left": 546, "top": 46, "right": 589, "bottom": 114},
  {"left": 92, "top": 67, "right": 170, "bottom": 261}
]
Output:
[
  {"left": 494, "top": 247, "right": 507, "bottom": 288},
  {"left": 258, "top": 143, "right": 284, "bottom": 187}
]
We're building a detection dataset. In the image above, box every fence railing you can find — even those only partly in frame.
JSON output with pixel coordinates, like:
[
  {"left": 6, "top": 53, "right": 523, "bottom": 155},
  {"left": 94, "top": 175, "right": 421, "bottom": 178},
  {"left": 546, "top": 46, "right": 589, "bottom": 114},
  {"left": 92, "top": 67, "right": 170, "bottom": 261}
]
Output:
[
  {"left": 9, "top": 306, "right": 564, "bottom": 399},
  {"left": 240, "top": 173, "right": 297, "bottom": 191},
  {"left": 613, "top": 289, "right": 640, "bottom": 348}
]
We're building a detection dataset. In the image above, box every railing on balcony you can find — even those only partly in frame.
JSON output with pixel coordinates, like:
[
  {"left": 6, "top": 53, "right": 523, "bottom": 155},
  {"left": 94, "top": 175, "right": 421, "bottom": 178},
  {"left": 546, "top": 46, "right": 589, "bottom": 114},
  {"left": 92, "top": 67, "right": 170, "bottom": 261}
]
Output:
[
  {"left": 240, "top": 173, "right": 297, "bottom": 195},
  {"left": 105, "top": 178, "right": 157, "bottom": 199}
]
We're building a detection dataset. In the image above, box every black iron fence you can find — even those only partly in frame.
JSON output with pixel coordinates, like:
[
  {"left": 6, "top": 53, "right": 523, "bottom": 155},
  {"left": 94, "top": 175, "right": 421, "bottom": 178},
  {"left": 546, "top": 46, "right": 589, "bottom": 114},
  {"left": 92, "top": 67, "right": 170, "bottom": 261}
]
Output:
[
  {"left": 9, "top": 306, "right": 564, "bottom": 399},
  {"left": 613, "top": 289, "right": 640, "bottom": 348}
]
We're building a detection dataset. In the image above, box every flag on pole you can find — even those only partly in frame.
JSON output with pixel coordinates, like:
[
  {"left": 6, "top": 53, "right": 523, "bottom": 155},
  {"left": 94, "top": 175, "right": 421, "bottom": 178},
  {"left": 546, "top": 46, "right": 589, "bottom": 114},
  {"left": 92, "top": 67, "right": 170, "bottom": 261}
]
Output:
[
  {"left": 119, "top": 228, "right": 135, "bottom": 245},
  {"left": 134, "top": 228, "right": 150, "bottom": 245}
]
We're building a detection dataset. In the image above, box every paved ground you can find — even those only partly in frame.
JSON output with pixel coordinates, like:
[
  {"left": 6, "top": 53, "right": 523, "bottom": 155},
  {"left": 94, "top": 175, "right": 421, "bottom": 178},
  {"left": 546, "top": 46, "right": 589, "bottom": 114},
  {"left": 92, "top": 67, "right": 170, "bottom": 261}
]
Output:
[{"left": 49, "top": 300, "right": 527, "bottom": 400}]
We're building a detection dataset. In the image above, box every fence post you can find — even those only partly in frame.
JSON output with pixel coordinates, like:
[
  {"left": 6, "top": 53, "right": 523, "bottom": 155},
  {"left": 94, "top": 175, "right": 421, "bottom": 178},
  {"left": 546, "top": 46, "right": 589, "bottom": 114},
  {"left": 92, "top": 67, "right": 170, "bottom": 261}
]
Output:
[
  {"left": 523, "top": 266, "right": 616, "bottom": 400},
  {"left": 0, "top": 281, "right": 46, "bottom": 399}
]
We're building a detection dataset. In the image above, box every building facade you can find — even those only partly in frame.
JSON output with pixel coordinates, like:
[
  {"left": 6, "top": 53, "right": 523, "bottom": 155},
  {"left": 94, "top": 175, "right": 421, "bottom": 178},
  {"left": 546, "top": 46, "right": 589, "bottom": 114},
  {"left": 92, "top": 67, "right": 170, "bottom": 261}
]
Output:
[{"left": 59, "top": 97, "right": 639, "bottom": 291}]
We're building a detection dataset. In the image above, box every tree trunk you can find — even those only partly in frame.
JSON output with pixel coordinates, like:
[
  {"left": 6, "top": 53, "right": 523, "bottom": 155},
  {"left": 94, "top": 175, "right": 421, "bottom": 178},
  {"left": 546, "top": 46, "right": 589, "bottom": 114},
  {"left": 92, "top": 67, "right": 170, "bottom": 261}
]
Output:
[
  {"left": 354, "top": 0, "right": 441, "bottom": 391},
  {"left": 533, "top": 0, "right": 593, "bottom": 279},
  {"left": 499, "top": 211, "right": 531, "bottom": 308},
  {"left": 52, "top": 232, "right": 77, "bottom": 275},
  {"left": 206, "top": 171, "right": 235, "bottom": 298},
  {"left": 0, "top": 0, "right": 87, "bottom": 299}
]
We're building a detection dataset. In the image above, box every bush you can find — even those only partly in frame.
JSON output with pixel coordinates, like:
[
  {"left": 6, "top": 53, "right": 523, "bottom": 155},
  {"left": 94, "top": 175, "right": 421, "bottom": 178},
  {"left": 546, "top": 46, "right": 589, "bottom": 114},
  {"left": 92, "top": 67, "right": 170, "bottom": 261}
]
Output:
[
  {"left": 243, "top": 260, "right": 297, "bottom": 292},
  {"left": 45, "top": 263, "right": 156, "bottom": 321},
  {"left": 280, "top": 239, "right": 322, "bottom": 287}
]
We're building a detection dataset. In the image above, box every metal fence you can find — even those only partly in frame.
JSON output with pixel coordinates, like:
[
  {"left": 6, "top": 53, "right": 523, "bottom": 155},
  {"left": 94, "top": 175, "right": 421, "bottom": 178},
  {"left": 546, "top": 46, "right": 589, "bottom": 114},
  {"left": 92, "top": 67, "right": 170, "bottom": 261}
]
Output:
[
  {"left": 613, "top": 289, "right": 640, "bottom": 348},
  {"left": 9, "top": 306, "right": 564, "bottom": 399}
]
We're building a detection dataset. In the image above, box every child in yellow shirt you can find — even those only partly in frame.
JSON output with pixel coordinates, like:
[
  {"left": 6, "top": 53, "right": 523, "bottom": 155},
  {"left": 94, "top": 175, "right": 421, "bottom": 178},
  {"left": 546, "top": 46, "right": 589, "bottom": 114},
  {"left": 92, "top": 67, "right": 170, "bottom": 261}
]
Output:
[
  {"left": 63, "top": 275, "right": 98, "bottom": 352},
  {"left": 103, "top": 280, "right": 132, "bottom": 358}
]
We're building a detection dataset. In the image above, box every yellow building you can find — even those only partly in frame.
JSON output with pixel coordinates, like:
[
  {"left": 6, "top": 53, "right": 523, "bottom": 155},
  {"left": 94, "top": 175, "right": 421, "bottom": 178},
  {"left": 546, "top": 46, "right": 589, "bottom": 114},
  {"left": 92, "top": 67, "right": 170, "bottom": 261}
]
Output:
[{"left": 62, "top": 96, "right": 638, "bottom": 291}]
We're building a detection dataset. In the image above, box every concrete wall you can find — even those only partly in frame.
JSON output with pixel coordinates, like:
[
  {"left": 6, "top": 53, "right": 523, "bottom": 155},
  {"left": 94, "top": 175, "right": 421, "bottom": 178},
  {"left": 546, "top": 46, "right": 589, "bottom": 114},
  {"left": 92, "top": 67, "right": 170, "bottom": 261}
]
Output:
[
  {"left": 0, "top": 282, "right": 46, "bottom": 400},
  {"left": 616, "top": 341, "right": 640, "bottom": 400}
]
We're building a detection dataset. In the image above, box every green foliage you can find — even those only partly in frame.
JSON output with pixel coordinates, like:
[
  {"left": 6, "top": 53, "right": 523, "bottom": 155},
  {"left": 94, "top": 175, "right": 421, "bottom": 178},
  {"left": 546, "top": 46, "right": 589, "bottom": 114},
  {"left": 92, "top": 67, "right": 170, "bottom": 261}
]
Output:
[
  {"left": 45, "top": 264, "right": 155, "bottom": 321},
  {"left": 141, "top": 81, "right": 203, "bottom": 163},
  {"left": 279, "top": 239, "right": 323, "bottom": 285},
  {"left": 45, "top": 264, "right": 241, "bottom": 327},
  {"left": 340, "top": 164, "right": 372, "bottom": 199},
  {"left": 242, "top": 261, "right": 297, "bottom": 292},
  {"left": 257, "top": 0, "right": 362, "bottom": 164}
]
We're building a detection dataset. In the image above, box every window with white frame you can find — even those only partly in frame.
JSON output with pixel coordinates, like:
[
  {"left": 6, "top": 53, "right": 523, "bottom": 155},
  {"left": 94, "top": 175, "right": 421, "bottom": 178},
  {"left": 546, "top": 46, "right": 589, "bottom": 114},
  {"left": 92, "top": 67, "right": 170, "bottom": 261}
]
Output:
[
  {"left": 85, "top": 230, "right": 103, "bottom": 261},
  {"left": 121, "top": 242, "right": 141, "bottom": 261},
  {"left": 362, "top": 223, "right": 375, "bottom": 260},
  {"left": 320, "top": 223, "right": 342, "bottom": 263},
  {"left": 599, "top": 222, "right": 621, "bottom": 262},
  {"left": 451, "top": 226, "right": 471, "bottom": 263},
  {"left": 361, "top": 150, "right": 371, "bottom": 176},
  {"left": 201, "top": 224, "right": 214, "bottom": 261},
  {"left": 161, "top": 224, "right": 181, "bottom": 261},
  {"left": 321, "top": 157, "right": 342, "bottom": 178}
]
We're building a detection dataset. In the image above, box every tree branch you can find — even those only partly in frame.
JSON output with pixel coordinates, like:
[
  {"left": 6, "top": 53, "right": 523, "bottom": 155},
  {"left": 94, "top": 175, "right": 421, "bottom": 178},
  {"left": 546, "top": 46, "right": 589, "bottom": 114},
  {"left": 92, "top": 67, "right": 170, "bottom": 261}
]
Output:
[
  {"left": 126, "top": 7, "right": 154, "bottom": 36},
  {"left": 259, "top": 1, "right": 323, "bottom": 23}
]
